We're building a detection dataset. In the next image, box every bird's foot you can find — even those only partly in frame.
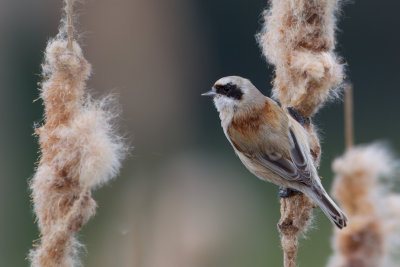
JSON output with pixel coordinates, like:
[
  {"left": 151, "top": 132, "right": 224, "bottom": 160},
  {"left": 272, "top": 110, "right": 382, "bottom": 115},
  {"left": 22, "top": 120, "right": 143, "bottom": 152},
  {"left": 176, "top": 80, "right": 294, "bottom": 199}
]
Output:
[
  {"left": 287, "top": 107, "right": 310, "bottom": 126},
  {"left": 279, "top": 186, "right": 302, "bottom": 198}
]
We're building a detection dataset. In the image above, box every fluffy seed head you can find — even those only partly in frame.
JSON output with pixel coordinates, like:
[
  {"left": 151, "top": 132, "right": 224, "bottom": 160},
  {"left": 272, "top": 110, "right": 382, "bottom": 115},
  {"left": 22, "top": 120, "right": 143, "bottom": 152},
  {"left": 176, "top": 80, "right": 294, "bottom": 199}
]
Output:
[
  {"left": 328, "top": 144, "right": 400, "bottom": 267},
  {"left": 257, "top": 0, "right": 344, "bottom": 118},
  {"left": 30, "top": 20, "right": 126, "bottom": 267}
]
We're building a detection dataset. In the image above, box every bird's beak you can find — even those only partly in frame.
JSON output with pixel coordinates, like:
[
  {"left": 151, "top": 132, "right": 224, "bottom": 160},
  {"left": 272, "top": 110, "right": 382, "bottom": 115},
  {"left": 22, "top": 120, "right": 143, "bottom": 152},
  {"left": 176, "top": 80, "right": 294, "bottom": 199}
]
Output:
[{"left": 201, "top": 88, "right": 216, "bottom": 97}]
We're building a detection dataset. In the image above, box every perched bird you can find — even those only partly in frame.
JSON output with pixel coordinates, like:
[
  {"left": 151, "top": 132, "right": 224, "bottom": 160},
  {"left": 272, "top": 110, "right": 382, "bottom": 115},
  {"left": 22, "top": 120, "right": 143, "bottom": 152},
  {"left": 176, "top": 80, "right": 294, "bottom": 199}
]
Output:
[{"left": 202, "top": 76, "right": 347, "bottom": 229}]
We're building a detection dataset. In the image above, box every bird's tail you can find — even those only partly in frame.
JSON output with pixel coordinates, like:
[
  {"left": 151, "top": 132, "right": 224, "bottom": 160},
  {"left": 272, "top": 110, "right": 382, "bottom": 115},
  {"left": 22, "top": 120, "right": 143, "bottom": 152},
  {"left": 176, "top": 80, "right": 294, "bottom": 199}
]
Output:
[{"left": 309, "top": 185, "right": 348, "bottom": 229}]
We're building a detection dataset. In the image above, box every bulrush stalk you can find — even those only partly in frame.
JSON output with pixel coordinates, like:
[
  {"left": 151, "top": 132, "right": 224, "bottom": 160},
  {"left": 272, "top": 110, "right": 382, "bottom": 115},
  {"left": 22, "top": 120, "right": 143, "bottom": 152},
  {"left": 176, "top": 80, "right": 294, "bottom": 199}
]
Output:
[{"left": 258, "top": 0, "right": 344, "bottom": 266}]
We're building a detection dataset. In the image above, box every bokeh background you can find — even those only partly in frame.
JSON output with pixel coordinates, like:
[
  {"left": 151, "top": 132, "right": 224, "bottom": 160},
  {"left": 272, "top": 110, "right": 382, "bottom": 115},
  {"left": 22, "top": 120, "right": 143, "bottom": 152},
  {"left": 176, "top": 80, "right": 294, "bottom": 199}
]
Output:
[{"left": 1, "top": 0, "right": 399, "bottom": 266}]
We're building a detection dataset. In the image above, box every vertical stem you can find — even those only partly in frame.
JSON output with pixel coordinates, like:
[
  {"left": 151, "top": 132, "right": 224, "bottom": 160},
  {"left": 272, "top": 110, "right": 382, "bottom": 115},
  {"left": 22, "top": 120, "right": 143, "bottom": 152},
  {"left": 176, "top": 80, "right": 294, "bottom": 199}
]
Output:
[
  {"left": 344, "top": 85, "right": 354, "bottom": 150},
  {"left": 66, "top": 0, "right": 74, "bottom": 50},
  {"left": 258, "top": 0, "right": 345, "bottom": 264}
]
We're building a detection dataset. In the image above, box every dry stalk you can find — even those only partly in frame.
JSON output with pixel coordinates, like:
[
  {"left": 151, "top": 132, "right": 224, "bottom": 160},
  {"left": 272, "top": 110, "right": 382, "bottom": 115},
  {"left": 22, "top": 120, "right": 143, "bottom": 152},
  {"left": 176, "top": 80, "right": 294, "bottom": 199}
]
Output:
[
  {"left": 344, "top": 85, "right": 354, "bottom": 150},
  {"left": 29, "top": 1, "right": 125, "bottom": 266},
  {"left": 258, "top": 0, "right": 344, "bottom": 266},
  {"left": 66, "top": 0, "right": 74, "bottom": 50}
]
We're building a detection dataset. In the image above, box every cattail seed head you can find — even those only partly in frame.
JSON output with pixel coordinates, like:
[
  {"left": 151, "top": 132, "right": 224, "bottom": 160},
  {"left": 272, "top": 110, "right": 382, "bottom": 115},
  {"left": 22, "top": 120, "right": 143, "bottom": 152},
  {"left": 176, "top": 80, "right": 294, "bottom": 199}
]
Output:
[
  {"left": 329, "top": 144, "right": 400, "bottom": 267},
  {"left": 258, "top": 0, "right": 344, "bottom": 118},
  {"left": 29, "top": 4, "right": 126, "bottom": 266}
]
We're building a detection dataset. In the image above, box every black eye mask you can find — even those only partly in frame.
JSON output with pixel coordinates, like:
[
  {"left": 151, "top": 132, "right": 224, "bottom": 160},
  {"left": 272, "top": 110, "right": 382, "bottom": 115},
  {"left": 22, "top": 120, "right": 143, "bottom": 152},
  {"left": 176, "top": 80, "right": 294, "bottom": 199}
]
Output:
[{"left": 214, "top": 83, "right": 243, "bottom": 100}]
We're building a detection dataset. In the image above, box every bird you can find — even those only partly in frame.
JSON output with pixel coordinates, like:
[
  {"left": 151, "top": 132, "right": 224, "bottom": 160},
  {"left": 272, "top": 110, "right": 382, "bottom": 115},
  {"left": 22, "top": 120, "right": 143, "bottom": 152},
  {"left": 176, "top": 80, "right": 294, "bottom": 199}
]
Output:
[{"left": 202, "top": 76, "right": 347, "bottom": 229}]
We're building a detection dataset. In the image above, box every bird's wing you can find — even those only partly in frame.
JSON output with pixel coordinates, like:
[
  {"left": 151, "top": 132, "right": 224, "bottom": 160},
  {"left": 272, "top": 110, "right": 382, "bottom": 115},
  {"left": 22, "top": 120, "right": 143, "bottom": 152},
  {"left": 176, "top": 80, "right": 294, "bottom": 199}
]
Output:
[
  {"left": 255, "top": 128, "right": 312, "bottom": 186},
  {"left": 227, "top": 102, "right": 313, "bottom": 186}
]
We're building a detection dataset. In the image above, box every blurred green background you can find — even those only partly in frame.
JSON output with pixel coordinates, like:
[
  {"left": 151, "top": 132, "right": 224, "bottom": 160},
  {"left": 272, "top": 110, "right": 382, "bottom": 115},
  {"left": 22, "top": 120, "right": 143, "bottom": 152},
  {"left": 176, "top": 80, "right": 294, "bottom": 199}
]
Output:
[{"left": 1, "top": 0, "right": 399, "bottom": 266}]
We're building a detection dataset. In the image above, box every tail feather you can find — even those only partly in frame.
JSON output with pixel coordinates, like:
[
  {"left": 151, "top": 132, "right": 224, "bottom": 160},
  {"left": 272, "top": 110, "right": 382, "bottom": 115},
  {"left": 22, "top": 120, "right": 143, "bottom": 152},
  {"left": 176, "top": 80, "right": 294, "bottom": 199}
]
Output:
[{"left": 309, "top": 186, "right": 348, "bottom": 229}]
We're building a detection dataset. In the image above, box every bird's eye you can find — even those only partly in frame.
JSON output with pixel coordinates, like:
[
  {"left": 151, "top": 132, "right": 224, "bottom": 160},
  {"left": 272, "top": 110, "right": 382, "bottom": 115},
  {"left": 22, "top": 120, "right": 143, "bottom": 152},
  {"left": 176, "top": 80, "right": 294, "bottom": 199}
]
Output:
[{"left": 223, "top": 86, "right": 230, "bottom": 92}]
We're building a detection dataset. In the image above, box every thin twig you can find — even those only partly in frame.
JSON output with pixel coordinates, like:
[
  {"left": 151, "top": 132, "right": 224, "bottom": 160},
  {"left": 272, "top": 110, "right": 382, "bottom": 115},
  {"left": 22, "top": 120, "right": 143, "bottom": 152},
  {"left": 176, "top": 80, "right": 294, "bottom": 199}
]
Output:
[
  {"left": 66, "top": 0, "right": 74, "bottom": 50},
  {"left": 344, "top": 84, "right": 354, "bottom": 150}
]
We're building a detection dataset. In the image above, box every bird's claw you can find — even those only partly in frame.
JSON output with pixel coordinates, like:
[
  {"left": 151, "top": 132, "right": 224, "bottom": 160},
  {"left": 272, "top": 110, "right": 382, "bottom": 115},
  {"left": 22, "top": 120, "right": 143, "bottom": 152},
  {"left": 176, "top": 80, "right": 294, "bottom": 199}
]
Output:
[
  {"left": 287, "top": 107, "right": 310, "bottom": 126},
  {"left": 279, "top": 186, "right": 302, "bottom": 198}
]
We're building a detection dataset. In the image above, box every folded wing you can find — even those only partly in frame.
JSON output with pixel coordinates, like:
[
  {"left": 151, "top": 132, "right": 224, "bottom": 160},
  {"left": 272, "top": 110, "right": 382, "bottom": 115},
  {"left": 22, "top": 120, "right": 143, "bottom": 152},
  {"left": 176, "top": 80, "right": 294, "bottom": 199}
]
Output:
[{"left": 227, "top": 102, "right": 313, "bottom": 187}]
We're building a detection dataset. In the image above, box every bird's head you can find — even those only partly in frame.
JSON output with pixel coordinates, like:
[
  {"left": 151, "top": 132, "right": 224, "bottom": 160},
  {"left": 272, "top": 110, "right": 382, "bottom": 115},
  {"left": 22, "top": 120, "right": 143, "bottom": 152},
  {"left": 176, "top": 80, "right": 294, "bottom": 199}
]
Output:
[{"left": 202, "top": 76, "right": 265, "bottom": 115}]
